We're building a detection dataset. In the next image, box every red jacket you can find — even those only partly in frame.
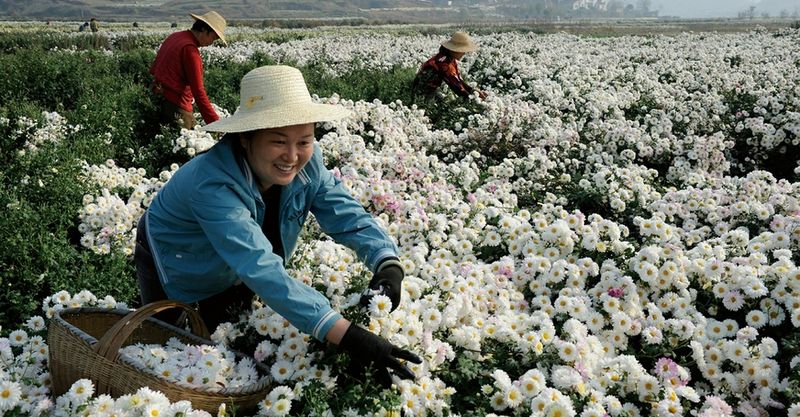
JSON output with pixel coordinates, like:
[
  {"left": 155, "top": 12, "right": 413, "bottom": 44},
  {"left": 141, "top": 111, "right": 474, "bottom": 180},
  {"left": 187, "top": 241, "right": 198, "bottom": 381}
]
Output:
[
  {"left": 413, "top": 52, "right": 474, "bottom": 98},
  {"left": 150, "top": 30, "right": 219, "bottom": 124}
]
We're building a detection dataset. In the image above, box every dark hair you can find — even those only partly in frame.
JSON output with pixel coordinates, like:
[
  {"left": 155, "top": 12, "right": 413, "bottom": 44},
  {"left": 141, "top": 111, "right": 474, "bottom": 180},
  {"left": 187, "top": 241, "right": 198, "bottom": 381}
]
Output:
[
  {"left": 191, "top": 19, "right": 213, "bottom": 34},
  {"left": 439, "top": 45, "right": 453, "bottom": 57}
]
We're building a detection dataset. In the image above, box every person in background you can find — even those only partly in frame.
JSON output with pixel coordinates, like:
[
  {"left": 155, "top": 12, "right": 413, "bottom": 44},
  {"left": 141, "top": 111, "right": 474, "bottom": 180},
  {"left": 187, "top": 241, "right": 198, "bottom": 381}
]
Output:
[
  {"left": 135, "top": 65, "right": 419, "bottom": 385},
  {"left": 149, "top": 11, "right": 226, "bottom": 129},
  {"left": 89, "top": 17, "right": 99, "bottom": 33},
  {"left": 412, "top": 31, "right": 487, "bottom": 101}
]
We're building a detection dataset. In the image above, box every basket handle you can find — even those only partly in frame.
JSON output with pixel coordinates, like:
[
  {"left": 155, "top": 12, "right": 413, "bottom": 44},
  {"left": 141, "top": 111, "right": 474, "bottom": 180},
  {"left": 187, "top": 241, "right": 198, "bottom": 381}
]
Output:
[{"left": 93, "top": 300, "right": 211, "bottom": 362}]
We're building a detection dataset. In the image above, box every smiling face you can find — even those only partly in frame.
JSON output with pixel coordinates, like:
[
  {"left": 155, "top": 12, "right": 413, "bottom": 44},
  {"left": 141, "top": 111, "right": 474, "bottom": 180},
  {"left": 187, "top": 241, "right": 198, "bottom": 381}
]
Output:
[{"left": 239, "top": 123, "right": 315, "bottom": 192}]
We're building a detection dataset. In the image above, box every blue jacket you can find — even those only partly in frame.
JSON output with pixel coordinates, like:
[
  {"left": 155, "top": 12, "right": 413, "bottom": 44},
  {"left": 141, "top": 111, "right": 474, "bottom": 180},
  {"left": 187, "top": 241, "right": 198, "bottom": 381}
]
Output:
[{"left": 145, "top": 135, "right": 398, "bottom": 341}]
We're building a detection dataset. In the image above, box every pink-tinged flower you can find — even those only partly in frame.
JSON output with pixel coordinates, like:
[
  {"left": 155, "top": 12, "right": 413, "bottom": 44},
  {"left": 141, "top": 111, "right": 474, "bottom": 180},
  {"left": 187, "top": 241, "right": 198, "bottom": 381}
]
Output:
[
  {"left": 574, "top": 361, "right": 590, "bottom": 380},
  {"left": 655, "top": 357, "right": 679, "bottom": 379},
  {"left": 331, "top": 167, "right": 342, "bottom": 179},
  {"left": 706, "top": 396, "right": 732, "bottom": 410},
  {"left": 421, "top": 331, "right": 433, "bottom": 349},
  {"left": 435, "top": 345, "right": 448, "bottom": 364},
  {"left": 498, "top": 266, "right": 513, "bottom": 277},
  {"left": 385, "top": 201, "right": 401, "bottom": 213},
  {"left": 607, "top": 287, "right": 624, "bottom": 298}
]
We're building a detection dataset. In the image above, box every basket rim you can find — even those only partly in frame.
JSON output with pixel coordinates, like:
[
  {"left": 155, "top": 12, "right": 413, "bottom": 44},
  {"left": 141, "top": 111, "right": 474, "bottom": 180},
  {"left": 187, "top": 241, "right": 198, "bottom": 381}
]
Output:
[{"left": 51, "top": 306, "right": 273, "bottom": 396}]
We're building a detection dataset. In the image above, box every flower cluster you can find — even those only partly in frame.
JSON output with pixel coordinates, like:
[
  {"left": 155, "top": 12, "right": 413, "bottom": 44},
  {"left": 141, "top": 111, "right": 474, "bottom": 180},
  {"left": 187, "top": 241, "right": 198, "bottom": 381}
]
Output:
[
  {"left": 172, "top": 127, "right": 219, "bottom": 157},
  {"left": 53, "top": 379, "right": 219, "bottom": 417},
  {"left": 42, "top": 289, "right": 126, "bottom": 319},
  {"left": 77, "top": 159, "right": 180, "bottom": 255},
  {"left": 11, "top": 111, "right": 82, "bottom": 155},
  {"left": 119, "top": 338, "right": 265, "bottom": 391},
  {"left": 0, "top": 317, "right": 50, "bottom": 416}
]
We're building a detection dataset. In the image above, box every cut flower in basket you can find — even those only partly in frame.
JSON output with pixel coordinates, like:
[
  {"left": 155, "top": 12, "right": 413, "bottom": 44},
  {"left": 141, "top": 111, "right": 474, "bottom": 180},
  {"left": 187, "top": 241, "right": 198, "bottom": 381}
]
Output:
[{"left": 119, "top": 337, "right": 267, "bottom": 392}]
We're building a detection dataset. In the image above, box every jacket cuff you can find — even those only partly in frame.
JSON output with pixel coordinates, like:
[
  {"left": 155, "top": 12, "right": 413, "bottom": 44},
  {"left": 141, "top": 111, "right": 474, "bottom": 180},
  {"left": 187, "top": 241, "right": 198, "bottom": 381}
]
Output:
[
  {"left": 311, "top": 309, "right": 343, "bottom": 342},
  {"left": 369, "top": 248, "right": 399, "bottom": 273},
  {"left": 376, "top": 257, "right": 403, "bottom": 274}
]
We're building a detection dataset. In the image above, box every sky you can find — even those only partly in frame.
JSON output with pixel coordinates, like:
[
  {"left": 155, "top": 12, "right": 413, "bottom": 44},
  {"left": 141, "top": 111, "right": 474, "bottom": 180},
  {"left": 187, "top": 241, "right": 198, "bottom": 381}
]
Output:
[{"left": 650, "top": 0, "right": 800, "bottom": 18}]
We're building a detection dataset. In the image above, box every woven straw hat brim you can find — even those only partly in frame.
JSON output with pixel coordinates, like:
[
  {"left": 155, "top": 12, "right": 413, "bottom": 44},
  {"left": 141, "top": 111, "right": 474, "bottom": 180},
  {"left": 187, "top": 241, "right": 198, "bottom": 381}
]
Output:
[
  {"left": 441, "top": 40, "right": 478, "bottom": 53},
  {"left": 201, "top": 104, "right": 351, "bottom": 133},
  {"left": 190, "top": 13, "right": 227, "bottom": 45}
]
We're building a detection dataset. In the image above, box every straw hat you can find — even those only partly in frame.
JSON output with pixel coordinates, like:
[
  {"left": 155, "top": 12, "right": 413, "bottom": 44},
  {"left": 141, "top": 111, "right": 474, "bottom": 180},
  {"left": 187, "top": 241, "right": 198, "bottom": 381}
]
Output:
[
  {"left": 441, "top": 31, "right": 478, "bottom": 53},
  {"left": 202, "top": 65, "right": 351, "bottom": 133},
  {"left": 190, "top": 11, "right": 227, "bottom": 45}
]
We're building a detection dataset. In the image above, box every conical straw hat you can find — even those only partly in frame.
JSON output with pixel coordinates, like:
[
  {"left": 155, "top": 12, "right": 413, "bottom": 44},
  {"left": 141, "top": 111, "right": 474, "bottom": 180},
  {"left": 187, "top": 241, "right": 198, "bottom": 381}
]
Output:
[
  {"left": 202, "top": 65, "right": 351, "bottom": 133},
  {"left": 441, "top": 31, "right": 478, "bottom": 53},
  {"left": 190, "top": 11, "right": 227, "bottom": 45}
]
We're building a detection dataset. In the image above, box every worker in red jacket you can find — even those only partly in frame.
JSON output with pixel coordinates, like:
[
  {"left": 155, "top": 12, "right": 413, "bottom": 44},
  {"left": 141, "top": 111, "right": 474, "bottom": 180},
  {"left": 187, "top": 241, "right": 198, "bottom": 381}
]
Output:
[
  {"left": 150, "top": 11, "right": 227, "bottom": 129},
  {"left": 413, "top": 31, "right": 487, "bottom": 102}
]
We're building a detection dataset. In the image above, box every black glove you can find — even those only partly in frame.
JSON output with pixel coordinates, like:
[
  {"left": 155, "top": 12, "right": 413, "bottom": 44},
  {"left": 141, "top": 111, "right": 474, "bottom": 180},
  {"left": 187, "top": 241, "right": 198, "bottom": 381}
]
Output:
[
  {"left": 339, "top": 324, "right": 421, "bottom": 387},
  {"left": 360, "top": 261, "right": 404, "bottom": 312}
]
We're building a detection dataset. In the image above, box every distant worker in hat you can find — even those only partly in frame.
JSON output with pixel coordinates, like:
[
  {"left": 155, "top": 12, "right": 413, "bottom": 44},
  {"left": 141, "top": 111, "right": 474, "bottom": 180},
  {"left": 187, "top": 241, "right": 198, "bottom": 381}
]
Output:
[
  {"left": 135, "top": 65, "right": 420, "bottom": 385},
  {"left": 89, "top": 17, "right": 99, "bottom": 33},
  {"left": 412, "top": 31, "right": 487, "bottom": 101},
  {"left": 150, "top": 11, "right": 227, "bottom": 129}
]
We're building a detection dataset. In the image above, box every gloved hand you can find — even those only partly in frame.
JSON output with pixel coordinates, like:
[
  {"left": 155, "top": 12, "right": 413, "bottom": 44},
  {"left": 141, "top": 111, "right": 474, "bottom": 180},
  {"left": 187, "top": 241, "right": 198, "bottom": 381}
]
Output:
[
  {"left": 339, "top": 324, "right": 421, "bottom": 387},
  {"left": 360, "top": 261, "right": 404, "bottom": 312}
]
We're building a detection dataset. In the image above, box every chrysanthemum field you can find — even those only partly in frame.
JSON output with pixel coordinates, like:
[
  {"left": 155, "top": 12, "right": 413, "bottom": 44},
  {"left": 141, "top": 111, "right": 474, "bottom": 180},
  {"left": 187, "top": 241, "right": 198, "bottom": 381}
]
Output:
[{"left": 1, "top": 22, "right": 799, "bottom": 417}]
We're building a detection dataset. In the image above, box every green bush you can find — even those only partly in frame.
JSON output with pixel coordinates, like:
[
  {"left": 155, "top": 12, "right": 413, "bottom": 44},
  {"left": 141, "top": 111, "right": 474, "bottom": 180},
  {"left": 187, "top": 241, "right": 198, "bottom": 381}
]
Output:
[
  {"left": 304, "top": 62, "right": 418, "bottom": 105},
  {"left": 0, "top": 142, "right": 138, "bottom": 328},
  {"left": 0, "top": 31, "right": 108, "bottom": 52}
]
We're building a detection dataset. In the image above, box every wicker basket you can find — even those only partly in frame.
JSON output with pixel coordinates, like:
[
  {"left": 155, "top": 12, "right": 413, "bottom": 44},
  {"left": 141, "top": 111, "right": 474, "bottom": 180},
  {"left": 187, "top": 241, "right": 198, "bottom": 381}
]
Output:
[{"left": 48, "top": 300, "right": 271, "bottom": 414}]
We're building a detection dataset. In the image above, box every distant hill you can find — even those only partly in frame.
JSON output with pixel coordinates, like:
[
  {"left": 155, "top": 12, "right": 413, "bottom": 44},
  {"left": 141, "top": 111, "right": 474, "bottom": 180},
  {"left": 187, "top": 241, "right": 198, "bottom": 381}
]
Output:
[
  {"left": 0, "top": 0, "right": 464, "bottom": 21},
  {"left": 1, "top": 0, "right": 796, "bottom": 22},
  {"left": 0, "top": 0, "right": 609, "bottom": 22}
]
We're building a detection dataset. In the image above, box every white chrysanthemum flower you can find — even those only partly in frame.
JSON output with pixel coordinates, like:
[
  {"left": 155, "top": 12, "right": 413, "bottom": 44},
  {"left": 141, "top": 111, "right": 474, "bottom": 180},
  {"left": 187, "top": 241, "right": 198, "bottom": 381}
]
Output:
[
  {"left": 745, "top": 310, "right": 768, "bottom": 328},
  {"left": 489, "top": 391, "right": 507, "bottom": 411},
  {"left": 722, "top": 290, "right": 745, "bottom": 311},
  {"left": 637, "top": 375, "right": 660, "bottom": 402},
  {"left": 153, "top": 363, "right": 177, "bottom": 380},
  {"left": 484, "top": 231, "right": 502, "bottom": 247},
  {"left": 177, "top": 369, "right": 202, "bottom": 387},
  {"left": 556, "top": 341, "right": 579, "bottom": 362},
  {"left": 701, "top": 363, "right": 722, "bottom": 381},
  {"left": 545, "top": 402, "right": 574, "bottom": 417},
  {"left": 89, "top": 394, "right": 115, "bottom": 414},
  {"left": 254, "top": 340, "right": 276, "bottom": 363},
  {"left": 8, "top": 330, "right": 28, "bottom": 347},
  {"left": 270, "top": 360, "right": 295, "bottom": 382},
  {"left": 706, "top": 347, "right": 723, "bottom": 364},
  {"left": 144, "top": 403, "right": 166, "bottom": 417},
  {"left": 788, "top": 403, "right": 800, "bottom": 417},
  {"left": 0, "top": 380, "right": 23, "bottom": 411},
  {"left": 656, "top": 399, "right": 683, "bottom": 417},
  {"left": 723, "top": 340, "right": 750, "bottom": 364},
  {"left": 24, "top": 316, "right": 46, "bottom": 332},
  {"left": 642, "top": 326, "right": 663, "bottom": 344},
  {"left": 68, "top": 378, "right": 94, "bottom": 403},
  {"left": 369, "top": 294, "right": 393, "bottom": 317},
  {"left": 519, "top": 369, "right": 545, "bottom": 398},
  {"left": 271, "top": 398, "right": 292, "bottom": 416}
]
